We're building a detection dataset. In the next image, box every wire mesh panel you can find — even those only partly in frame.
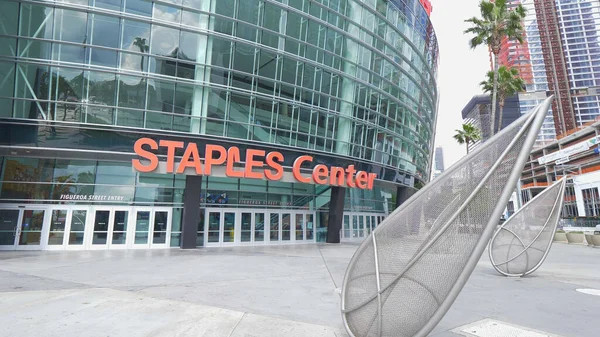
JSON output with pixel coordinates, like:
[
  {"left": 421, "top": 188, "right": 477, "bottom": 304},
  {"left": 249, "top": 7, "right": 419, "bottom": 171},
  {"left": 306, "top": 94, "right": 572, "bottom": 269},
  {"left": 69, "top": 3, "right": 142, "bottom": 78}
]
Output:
[
  {"left": 489, "top": 178, "right": 566, "bottom": 277},
  {"left": 341, "top": 97, "right": 553, "bottom": 337}
]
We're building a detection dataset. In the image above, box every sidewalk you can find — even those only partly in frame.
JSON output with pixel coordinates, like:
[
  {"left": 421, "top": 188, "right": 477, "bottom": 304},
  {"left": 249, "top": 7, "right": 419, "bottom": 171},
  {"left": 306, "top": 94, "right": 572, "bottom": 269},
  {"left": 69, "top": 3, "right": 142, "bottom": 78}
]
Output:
[{"left": 0, "top": 242, "right": 598, "bottom": 337}]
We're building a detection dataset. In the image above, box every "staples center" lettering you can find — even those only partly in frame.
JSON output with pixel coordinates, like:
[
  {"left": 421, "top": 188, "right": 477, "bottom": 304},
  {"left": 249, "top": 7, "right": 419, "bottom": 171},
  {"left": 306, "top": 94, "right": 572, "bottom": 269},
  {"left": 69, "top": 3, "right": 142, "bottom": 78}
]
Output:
[{"left": 132, "top": 138, "right": 377, "bottom": 190}]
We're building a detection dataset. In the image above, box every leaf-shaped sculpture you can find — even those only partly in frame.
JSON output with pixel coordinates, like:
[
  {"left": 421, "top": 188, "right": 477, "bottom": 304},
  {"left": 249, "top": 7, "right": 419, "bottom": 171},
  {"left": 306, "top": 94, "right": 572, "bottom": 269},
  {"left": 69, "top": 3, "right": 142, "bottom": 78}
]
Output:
[
  {"left": 489, "top": 178, "right": 567, "bottom": 277},
  {"left": 341, "top": 96, "right": 553, "bottom": 337}
]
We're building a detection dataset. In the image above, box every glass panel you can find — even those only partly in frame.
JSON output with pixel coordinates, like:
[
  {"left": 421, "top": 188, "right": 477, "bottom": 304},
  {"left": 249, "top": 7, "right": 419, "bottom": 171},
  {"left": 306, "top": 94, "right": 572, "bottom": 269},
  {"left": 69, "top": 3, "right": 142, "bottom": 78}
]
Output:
[
  {"left": 306, "top": 214, "right": 314, "bottom": 240},
  {"left": 48, "top": 209, "right": 67, "bottom": 245},
  {"left": 196, "top": 209, "right": 204, "bottom": 247},
  {"left": 282, "top": 213, "right": 291, "bottom": 241},
  {"left": 69, "top": 210, "right": 87, "bottom": 245},
  {"left": 207, "top": 212, "right": 220, "bottom": 243},
  {"left": 343, "top": 215, "right": 351, "bottom": 238},
  {"left": 254, "top": 213, "right": 265, "bottom": 242},
  {"left": 112, "top": 210, "right": 128, "bottom": 244},
  {"left": 270, "top": 213, "right": 279, "bottom": 241},
  {"left": 92, "top": 210, "right": 109, "bottom": 244},
  {"left": 53, "top": 160, "right": 95, "bottom": 184},
  {"left": 358, "top": 216, "right": 364, "bottom": 238},
  {"left": 352, "top": 215, "right": 359, "bottom": 238},
  {"left": 366, "top": 216, "right": 371, "bottom": 235},
  {"left": 125, "top": 0, "right": 152, "bottom": 17},
  {"left": 135, "top": 211, "right": 150, "bottom": 244},
  {"left": 371, "top": 216, "right": 376, "bottom": 230},
  {"left": 0, "top": 210, "right": 19, "bottom": 246},
  {"left": 19, "top": 210, "right": 45, "bottom": 245},
  {"left": 241, "top": 212, "right": 251, "bottom": 242},
  {"left": 223, "top": 212, "right": 235, "bottom": 243},
  {"left": 95, "top": 162, "right": 136, "bottom": 185},
  {"left": 152, "top": 211, "right": 168, "bottom": 244},
  {"left": 295, "top": 214, "right": 304, "bottom": 240}
]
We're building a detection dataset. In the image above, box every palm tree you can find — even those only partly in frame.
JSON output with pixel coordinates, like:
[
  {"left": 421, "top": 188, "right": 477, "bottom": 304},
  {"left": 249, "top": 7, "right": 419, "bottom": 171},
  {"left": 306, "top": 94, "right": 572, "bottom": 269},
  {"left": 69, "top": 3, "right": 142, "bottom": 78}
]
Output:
[
  {"left": 480, "top": 66, "right": 525, "bottom": 133},
  {"left": 132, "top": 37, "right": 149, "bottom": 72},
  {"left": 454, "top": 123, "right": 482, "bottom": 154},
  {"left": 465, "top": 0, "right": 526, "bottom": 135},
  {"left": 132, "top": 37, "right": 149, "bottom": 106}
]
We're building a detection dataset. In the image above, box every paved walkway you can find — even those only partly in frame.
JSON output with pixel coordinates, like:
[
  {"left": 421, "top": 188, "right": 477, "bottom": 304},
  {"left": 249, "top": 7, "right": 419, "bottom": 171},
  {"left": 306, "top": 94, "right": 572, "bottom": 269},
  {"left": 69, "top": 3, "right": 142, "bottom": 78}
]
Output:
[{"left": 0, "top": 242, "right": 599, "bottom": 337}]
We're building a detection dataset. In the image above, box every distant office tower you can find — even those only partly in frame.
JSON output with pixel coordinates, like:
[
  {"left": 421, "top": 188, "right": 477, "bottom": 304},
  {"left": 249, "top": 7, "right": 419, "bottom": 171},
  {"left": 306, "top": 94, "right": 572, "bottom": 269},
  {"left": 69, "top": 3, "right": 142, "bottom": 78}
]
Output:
[
  {"left": 461, "top": 94, "right": 522, "bottom": 150},
  {"left": 494, "top": 0, "right": 600, "bottom": 142},
  {"left": 433, "top": 147, "right": 444, "bottom": 178}
]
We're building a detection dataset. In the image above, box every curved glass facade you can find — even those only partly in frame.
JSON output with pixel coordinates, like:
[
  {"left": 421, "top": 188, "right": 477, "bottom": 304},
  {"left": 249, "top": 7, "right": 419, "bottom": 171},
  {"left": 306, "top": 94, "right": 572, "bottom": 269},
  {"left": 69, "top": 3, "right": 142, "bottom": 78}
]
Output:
[
  {"left": 0, "top": 0, "right": 438, "bottom": 182},
  {"left": 0, "top": 0, "right": 438, "bottom": 249}
]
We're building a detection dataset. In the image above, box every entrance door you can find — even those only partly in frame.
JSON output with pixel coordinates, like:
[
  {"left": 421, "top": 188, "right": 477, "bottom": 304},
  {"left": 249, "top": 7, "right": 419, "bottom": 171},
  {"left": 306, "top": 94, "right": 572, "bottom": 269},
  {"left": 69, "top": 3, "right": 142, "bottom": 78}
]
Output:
[
  {"left": 306, "top": 214, "right": 314, "bottom": 241},
  {"left": 45, "top": 206, "right": 91, "bottom": 250},
  {"left": 281, "top": 213, "right": 291, "bottom": 241},
  {"left": 204, "top": 209, "right": 237, "bottom": 246},
  {"left": 269, "top": 212, "right": 280, "bottom": 243},
  {"left": 342, "top": 215, "right": 351, "bottom": 239},
  {"left": 0, "top": 207, "right": 48, "bottom": 250},
  {"left": 66, "top": 208, "right": 88, "bottom": 248},
  {"left": 254, "top": 212, "right": 266, "bottom": 243},
  {"left": 132, "top": 208, "right": 171, "bottom": 248},
  {"left": 240, "top": 212, "right": 252, "bottom": 243},
  {"left": 295, "top": 213, "right": 305, "bottom": 241},
  {"left": 0, "top": 209, "right": 21, "bottom": 250},
  {"left": 91, "top": 208, "right": 132, "bottom": 249}
]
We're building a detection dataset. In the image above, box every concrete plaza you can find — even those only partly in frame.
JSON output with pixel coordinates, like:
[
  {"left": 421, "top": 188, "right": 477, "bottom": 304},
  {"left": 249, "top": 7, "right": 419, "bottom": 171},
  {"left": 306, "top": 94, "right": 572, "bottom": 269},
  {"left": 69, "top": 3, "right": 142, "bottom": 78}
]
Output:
[{"left": 0, "top": 242, "right": 599, "bottom": 337}]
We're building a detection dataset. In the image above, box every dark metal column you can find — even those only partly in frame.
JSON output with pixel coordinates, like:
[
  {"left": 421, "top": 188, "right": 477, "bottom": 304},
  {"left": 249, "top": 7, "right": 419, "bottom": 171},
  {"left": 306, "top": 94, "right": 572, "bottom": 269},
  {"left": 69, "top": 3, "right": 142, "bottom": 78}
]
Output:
[
  {"left": 181, "top": 175, "right": 202, "bottom": 249},
  {"left": 326, "top": 186, "right": 346, "bottom": 243},
  {"left": 396, "top": 185, "right": 416, "bottom": 209}
]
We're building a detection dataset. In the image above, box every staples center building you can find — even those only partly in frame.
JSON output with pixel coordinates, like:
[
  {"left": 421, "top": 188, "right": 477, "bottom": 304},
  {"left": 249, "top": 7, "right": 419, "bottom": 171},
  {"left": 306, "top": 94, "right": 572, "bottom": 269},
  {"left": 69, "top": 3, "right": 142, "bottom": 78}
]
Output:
[{"left": 0, "top": 0, "right": 438, "bottom": 250}]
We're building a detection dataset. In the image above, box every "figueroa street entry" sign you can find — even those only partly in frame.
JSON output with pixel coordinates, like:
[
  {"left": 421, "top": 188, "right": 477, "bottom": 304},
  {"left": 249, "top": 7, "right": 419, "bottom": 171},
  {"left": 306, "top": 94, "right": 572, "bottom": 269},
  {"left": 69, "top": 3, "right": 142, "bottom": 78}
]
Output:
[{"left": 132, "top": 138, "right": 377, "bottom": 190}]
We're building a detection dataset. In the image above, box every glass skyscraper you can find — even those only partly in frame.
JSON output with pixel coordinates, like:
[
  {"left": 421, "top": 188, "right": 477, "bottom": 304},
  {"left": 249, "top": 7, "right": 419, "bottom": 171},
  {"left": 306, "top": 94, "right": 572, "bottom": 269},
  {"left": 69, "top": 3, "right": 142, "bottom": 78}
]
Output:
[{"left": 0, "top": 0, "right": 438, "bottom": 250}]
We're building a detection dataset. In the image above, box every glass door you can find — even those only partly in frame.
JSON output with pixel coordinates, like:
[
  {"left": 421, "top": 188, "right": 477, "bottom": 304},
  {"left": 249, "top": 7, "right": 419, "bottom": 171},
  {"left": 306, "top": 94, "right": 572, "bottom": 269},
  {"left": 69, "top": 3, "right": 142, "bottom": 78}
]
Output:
[
  {"left": 133, "top": 209, "right": 151, "bottom": 247},
  {"left": 0, "top": 209, "right": 21, "bottom": 250},
  {"left": 295, "top": 213, "right": 304, "bottom": 241},
  {"left": 240, "top": 212, "right": 252, "bottom": 243},
  {"left": 269, "top": 213, "right": 280, "bottom": 243},
  {"left": 91, "top": 209, "right": 111, "bottom": 248},
  {"left": 352, "top": 215, "right": 359, "bottom": 238},
  {"left": 47, "top": 209, "right": 68, "bottom": 248},
  {"left": 206, "top": 210, "right": 221, "bottom": 245},
  {"left": 151, "top": 210, "right": 169, "bottom": 247},
  {"left": 17, "top": 209, "right": 47, "bottom": 249},
  {"left": 46, "top": 206, "right": 90, "bottom": 250},
  {"left": 281, "top": 213, "right": 291, "bottom": 241},
  {"left": 222, "top": 212, "right": 236, "bottom": 244},
  {"left": 306, "top": 214, "right": 314, "bottom": 241},
  {"left": 204, "top": 209, "right": 236, "bottom": 246},
  {"left": 66, "top": 208, "right": 88, "bottom": 248},
  {"left": 254, "top": 212, "right": 265, "bottom": 243},
  {"left": 343, "top": 215, "right": 351, "bottom": 239},
  {"left": 110, "top": 209, "right": 130, "bottom": 248}
]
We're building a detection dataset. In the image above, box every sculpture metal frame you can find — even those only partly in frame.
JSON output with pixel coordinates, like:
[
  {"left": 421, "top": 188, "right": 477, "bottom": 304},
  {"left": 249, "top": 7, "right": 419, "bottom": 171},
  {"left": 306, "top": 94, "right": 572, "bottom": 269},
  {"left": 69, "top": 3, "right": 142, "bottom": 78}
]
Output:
[
  {"left": 489, "top": 178, "right": 567, "bottom": 277},
  {"left": 341, "top": 97, "right": 554, "bottom": 337}
]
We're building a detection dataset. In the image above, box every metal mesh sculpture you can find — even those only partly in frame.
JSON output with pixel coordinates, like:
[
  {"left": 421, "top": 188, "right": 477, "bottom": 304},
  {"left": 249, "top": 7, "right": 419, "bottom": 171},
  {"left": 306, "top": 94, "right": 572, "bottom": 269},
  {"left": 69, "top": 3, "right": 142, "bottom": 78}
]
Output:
[
  {"left": 489, "top": 178, "right": 567, "bottom": 277},
  {"left": 341, "top": 97, "right": 553, "bottom": 337}
]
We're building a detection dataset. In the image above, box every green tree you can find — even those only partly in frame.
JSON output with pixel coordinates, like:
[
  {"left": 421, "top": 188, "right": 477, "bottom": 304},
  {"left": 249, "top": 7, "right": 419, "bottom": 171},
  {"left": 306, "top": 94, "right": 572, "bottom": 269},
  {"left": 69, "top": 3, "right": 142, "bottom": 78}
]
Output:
[
  {"left": 454, "top": 123, "right": 482, "bottom": 154},
  {"left": 480, "top": 66, "right": 525, "bottom": 133},
  {"left": 465, "top": 0, "right": 526, "bottom": 135}
]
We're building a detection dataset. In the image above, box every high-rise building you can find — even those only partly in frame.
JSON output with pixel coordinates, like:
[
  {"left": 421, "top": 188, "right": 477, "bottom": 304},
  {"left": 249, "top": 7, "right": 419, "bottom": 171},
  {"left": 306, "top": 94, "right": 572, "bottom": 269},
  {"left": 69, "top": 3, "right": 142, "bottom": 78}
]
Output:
[
  {"left": 0, "top": 0, "right": 439, "bottom": 250},
  {"left": 495, "top": 0, "right": 600, "bottom": 143},
  {"left": 461, "top": 94, "right": 522, "bottom": 150},
  {"left": 433, "top": 147, "right": 444, "bottom": 178}
]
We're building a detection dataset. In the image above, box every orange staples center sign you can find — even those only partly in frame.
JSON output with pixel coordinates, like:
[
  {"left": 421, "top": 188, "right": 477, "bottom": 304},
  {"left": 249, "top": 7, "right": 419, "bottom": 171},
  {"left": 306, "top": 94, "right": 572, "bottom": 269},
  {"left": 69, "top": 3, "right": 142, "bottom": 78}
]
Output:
[{"left": 132, "top": 138, "right": 377, "bottom": 190}]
